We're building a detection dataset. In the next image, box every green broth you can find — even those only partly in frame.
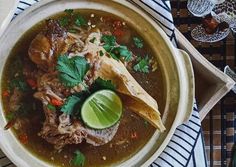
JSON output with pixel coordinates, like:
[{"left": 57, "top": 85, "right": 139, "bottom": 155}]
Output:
[{"left": 1, "top": 10, "right": 165, "bottom": 167}]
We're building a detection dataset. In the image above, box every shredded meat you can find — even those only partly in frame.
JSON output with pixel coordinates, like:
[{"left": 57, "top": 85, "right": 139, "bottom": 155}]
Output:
[
  {"left": 29, "top": 21, "right": 119, "bottom": 150},
  {"left": 38, "top": 111, "right": 119, "bottom": 149}
]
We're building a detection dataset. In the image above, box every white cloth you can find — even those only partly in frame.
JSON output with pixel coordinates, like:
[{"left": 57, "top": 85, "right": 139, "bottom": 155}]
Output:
[{"left": 0, "top": 1, "right": 207, "bottom": 167}]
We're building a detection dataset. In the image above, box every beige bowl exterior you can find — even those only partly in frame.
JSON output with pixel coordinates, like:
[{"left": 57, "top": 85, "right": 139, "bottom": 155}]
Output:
[{"left": 0, "top": 0, "right": 195, "bottom": 166}]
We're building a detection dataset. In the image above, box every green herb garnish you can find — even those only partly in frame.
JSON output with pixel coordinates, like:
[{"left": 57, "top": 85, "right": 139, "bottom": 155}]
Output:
[
  {"left": 57, "top": 55, "right": 90, "bottom": 88},
  {"left": 133, "top": 56, "right": 149, "bottom": 73},
  {"left": 6, "top": 113, "right": 15, "bottom": 121},
  {"left": 71, "top": 150, "right": 85, "bottom": 167},
  {"left": 68, "top": 29, "right": 77, "bottom": 33},
  {"left": 101, "top": 35, "right": 132, "bottom": 61},
  {"left": 101, "top": 35, "right": 116, "bottom": 49},
  {"left": 89, "top": 37, "right": 96, "bottom": 43},
  {"left": 75, "top": 14, "right": 87, "bottom": 27},
  {"left": 61, "top": 93, "right": 85, "bottom": 115},
  {"left": 113, "top": 45, "right": 132, "bottom": 61},
  {"left": 99, "top": 50, "right": 104, "bottom": 57},
  {"left": 61, "top": 78, "right": 116, "bottom": 116},
  {"left": 133, "top": 37, "right": 144, "bottom": 48},
  {"left": 59, "top": 16, "right": 69, "bottom": 27},
  {"left": 64, "top": 9, "right": 74, "bottom": 15},
  {"left": 9, "top": 77, "right": 30, "bottom": 92},
  {"left": 47, "top": 104, "right": 56, "bottom": 111},
  {"left": 91, "top": 77, "right": 116, "bottom": 91}
]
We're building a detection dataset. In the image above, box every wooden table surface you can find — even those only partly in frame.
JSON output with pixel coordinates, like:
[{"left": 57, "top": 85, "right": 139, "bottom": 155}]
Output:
[{"left": 171, "top": 1, "right": 236, "bottom": 167}]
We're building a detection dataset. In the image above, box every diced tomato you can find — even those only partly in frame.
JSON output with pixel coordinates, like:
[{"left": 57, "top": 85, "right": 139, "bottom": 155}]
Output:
[
  {"left": 113, "top": 29, "right": 125, "bottom": 37},
  {"left": 51, "top": 98, "right": 63, "bottom": 106},
  {"left": 18, "top": 133, "right": 28, "bottom": 144},
  {"left": 26, "top": 79, "right": 37, "bottom": 89},
  {"left": 4, "top": 119, "right": 16, "bottom": 130},
  {"left": 2, "top": 90, "right": 10, "bottom": 97}
]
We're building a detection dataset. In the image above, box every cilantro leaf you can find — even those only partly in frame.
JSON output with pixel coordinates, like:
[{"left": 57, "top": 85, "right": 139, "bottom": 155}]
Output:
[
  {"left": 61, "top": 78, "right": 116, "bottom": 116},
  {"left": 59, "top": 16, "right": 69, "bottom": 27},
  {"left": 71, "top": 150, "right": 85, "bottom": 167},
  {"left": 113, "top": 45, "right": 132, "bottom": 61},
  {"left": 75, "top": 14, "right": 87, "bottom": 27},
  {"left": 101, "top": 35, "right": 132, "bottom": 62},
  {"left": 101, "top": 35, "right": 116, "bottom": 47},
  {"left": 57, "top": 55, "right": 90, "bottom": 88},
  {"left": 61, "top": 95, "right": 83, "bottom": 115},
  {"left": 47, "top": 104, "right": 56, "bottom": 111},
  {"left": 9, "top": 77, "right": 30, "bottom": 92},
  {"left": 99, "top": 50, "right": 104, "bottom": 57},
  {"left": 91, "top": 77, "right": 116, "bottom": 91},
  {"left": 133, "top": 56, "right": 149, "bottom": 73},
  {"left": 64, "top": 9, "right": 74, "bottom": 15},
  {"left": 133, "top": 37, "right": 144, "bottom": 48}
]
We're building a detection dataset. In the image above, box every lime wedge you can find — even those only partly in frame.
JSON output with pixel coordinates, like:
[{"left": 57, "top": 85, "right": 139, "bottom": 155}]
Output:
[{"left": 81, "top": 90, "right": 122, "bottom": 129}]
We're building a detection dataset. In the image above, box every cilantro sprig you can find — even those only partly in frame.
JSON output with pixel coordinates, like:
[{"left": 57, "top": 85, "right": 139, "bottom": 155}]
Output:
[
  {"left": 56, "top": 55, "right": 90, "bottom": 88},
  {"left": 133, "top": 56, "right": 150, "bottom": 73},
  {"left": 71, "top": 150, "right": 85, "bottom": 167},
  {"left": 9, "top": 77, "right": 30, "bottom": 92},
  {"left": 59, "top": 9, "right": 87, "bottom": 28},
  {"left": 101, "top": 35, "right": 132, "bottom": 61},
  {"left": 133, "top": 37, "right": 144, "bottom": 48},
  {"left": 60, "top": 78, "right": 116, "bottom": 116},
  {"left": 61, "top": 92, "right": 87, "bottom": 116}
]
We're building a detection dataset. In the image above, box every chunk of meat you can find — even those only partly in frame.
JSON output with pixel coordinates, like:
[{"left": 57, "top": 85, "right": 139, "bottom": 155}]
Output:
[
  {"left": 38, "top": 108, "right": 119, "bottom": 149},
  {"left": 28, "top": 20, "right": 68, "bottom": 71},
  {"left": 9, "top": 88, "right": 23, "bottom": 112}
]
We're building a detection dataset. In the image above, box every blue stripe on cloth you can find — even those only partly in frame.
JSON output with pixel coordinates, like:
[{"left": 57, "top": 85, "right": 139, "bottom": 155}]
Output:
[
  {"left": 167, "top": 145, "right": 188, "bottom": 160},
  {"left": 158, "top": 157, "right": 174, "bottom": 167},
  {"left": 173, "top": 134, "right": 194, "bottom": 147},
  {"left": 169, "top": 140, "right": 191, "bottom": 154},
  {"left": 193, "top": 153, "right": 196, "bottom": 166},
  {"left": 176, "top": 128, "right": 196, "bottom": 140},
  {"left": 138, "top": 1, "right": 174, "bottom": 24},
  {"left": 151, "top": 0, "right": 171, "bottom": 12},
  {"left": 19, "top": 1, "right": 31, "bottom": 6},
  {"left": 9, "top": 1, "right": 206, "bottom": 167},
  {"left": 151, "top": 162, "right": 161, "bottom": 167},
  {"left": 163, "top": 151, "right": 185, "bottom": 166},
  {"left": 165, "top": 147, "right": 188, "bottom": 164},
  {"left": 16, "top": 6, "right": 25, "bottom": 11},
  {"left": 182, "top": 123, "right": 199, "bottom": 133}
]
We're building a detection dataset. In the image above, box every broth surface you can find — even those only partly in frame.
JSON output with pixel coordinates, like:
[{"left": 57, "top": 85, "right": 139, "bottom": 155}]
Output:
[{"left": 1, "top": 10, "right": 165, "bottom": 167}]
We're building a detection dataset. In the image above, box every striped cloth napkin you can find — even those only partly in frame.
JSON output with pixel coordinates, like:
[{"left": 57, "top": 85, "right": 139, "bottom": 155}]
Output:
[{"left": 0, "top": 0, "right": 207, "bottom": 167}]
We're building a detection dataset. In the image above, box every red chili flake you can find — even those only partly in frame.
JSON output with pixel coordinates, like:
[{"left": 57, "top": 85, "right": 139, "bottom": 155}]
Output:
[
  {"left": 26, "top": 79, "right": 37, "bottom": 89},
  {"left": 103, "top": 17, "right": 112, "bottom": 23},
  {"left": 131, "top": 132, "right": 138, "bottom": 139},
  {"left": 18, "top": 133, "right": 28, "bottom": 144},
  {"left": 51, "top": 98, "right": 63, "bottom": 106},
  {"left": 113, "top": 20, "right": 123, "bottom": 28},
  {"left": 113, "top": 29, "right": 125, "bottom": 37},
  {"left": 2, "top": 90, "right": 10, "bottom": 97},
  {"left": 4, "top": 119, "right": 16, "bottom": 130}
]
